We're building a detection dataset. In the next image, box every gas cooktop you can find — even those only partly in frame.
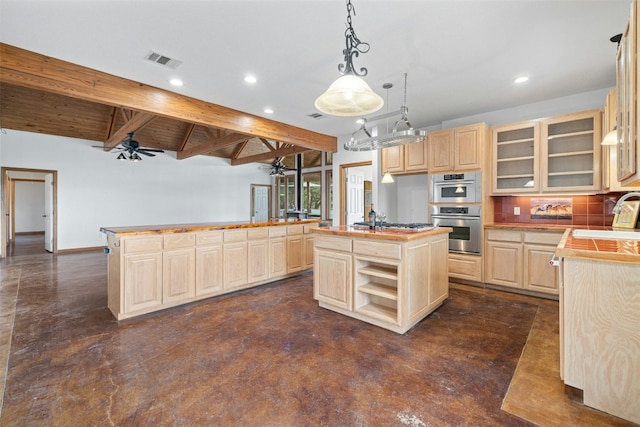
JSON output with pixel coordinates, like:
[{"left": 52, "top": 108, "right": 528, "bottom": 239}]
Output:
[{"left": 352, "top": 222, "right": 435, "bottom": 232}]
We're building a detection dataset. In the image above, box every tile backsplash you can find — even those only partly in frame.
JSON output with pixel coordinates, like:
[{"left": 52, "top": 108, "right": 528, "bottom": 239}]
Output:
[{"left": 492, "top": 194, "right": 623, "bottom": 226}]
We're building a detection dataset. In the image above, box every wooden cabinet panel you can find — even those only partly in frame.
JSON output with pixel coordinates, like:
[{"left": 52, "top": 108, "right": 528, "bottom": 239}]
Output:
[
  {"left": 455, "top": 126, "right": 482, "bottom": 170},
  {"left": 123, "top": 236, "right": 163, "bottom": 254},
  {"left": 223, "top": 242, "right": 247, "bottom": 289},
  {"left": 248, "top": 239, "right": 269, "bottom": 283},
  {"left": 524, "top": 245, "right": 558, "bottom": 294},
  {"left": 485, "top": 241, "right": 522, "bottom": 288},
  {"left": 404, "top": 139, "right": 428, "bottom": 172},
  {"left": 164, "top": 233, "right": 195, "bottom": 249},
  {"left": 287, "top": 235, "right": 304, "bottom": 273},
  {"left": 428, "top": 129, "right": 453, "bottom": 172},
  {"left": 269, "top": 237, "right": 287, "bottom": 278},
  {"left": 448, "top": 253, "right": 482, "bottom": 282},
  {"left": 381, "top": 145, "right": 404, "bottom": 173},
  {"left": 124, "top": 253, "right": 162, "bottom": 313},
  {"left": 304, "top": 235, "right": 315, "bottom": 269},
  {"left": 491, "top": 121, "right": 540, "bottom": 193},
  {"left": 195, "top": 245, "right": 223, "bottom": 296},
  {"left": 163, "top": 248, "right": 196, "bottom": 303},
  {"left": 314, "top": 249, "right": 352, "bottom": 310}
]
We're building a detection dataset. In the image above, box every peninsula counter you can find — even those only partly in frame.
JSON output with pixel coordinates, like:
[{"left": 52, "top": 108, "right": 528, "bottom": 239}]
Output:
[
  {"left": 310, "top": 226, "right": 452, "bottom": 334},
  {"left": 101, "top": 219, "right": 320, "bottom": 320}
]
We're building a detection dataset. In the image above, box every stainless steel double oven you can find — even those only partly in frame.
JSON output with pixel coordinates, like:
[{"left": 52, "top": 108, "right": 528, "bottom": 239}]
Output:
[{"left": 429, "top": 172, "right": 482, "bottom": 255}]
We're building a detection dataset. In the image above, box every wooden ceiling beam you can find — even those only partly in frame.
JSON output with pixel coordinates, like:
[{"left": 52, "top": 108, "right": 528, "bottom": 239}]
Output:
[
  {"left": 177, "top": 129, "right": 250, "bottom": 160},
  {"left": 178, "top": 124, "right": 196, "bottom": 152},
  {"left": 0, "top": 43, "right": 337, "bottom": 153},
  {"left": 259, "top": 138, "right": 276, "bottom": 151},
  {"left": 231, "top": 145, "right": 310, "bottom": 166},
  {"left": 103, "top": 112, "right": 157, "bottom": 149}
]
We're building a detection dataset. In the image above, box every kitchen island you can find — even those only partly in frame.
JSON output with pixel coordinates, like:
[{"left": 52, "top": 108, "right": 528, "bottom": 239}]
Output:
[
  {"left": 555, "top": 228, "right": 640, "bottom": 424},
  {"left": 310, "top": 225, "right": 452, "bottom": 334},
  {"left": 101, "top": 219, "right": 320, "bottom": 320}
]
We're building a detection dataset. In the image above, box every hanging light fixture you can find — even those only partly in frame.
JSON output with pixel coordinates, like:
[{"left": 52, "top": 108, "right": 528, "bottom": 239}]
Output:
[
  {"left": 601, "top": 126, "right": 618, "bottom": 145},
  {"left": 344, "top": 73, "right": 426, "bottom": 151},
  {"left": 381, "top": 171, "right": 394, "bottom": 183},
  {"left": 314, "top": 0, "right": 383, "bottom": 117}
]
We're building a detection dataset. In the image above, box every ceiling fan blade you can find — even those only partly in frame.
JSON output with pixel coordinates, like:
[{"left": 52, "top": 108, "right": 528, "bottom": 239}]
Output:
[
  {"left": 138, "top": 148, "right": 164, "bottom": 152},
  {"left": 136, "top": 150, "right": 156, "bottom": 157}
]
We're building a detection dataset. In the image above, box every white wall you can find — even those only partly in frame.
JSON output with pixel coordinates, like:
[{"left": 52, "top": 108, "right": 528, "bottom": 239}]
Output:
[
  {"left": 14, "top": 180, "right": 45, "bottom": 233},
  {"left": 0, "top": 131, "right": 271, "bottom": 252}
]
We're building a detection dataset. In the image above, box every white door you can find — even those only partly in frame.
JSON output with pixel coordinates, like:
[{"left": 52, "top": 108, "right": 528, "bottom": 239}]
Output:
[
  {"left": 346, "top": 170, "right": 364, "bottom": 225},
  {"left": 253, "top": 186, "right": 269, "bottom": 222},
  {"left": 44, "top": 173, "right": 53, "bottom": 252}
]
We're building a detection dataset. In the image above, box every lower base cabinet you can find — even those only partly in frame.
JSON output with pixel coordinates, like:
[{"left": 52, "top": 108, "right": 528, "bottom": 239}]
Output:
[
  {"left": 448, "top": 253, "right": 483, "bottom": 282},
  {"left": 485, "top": 229, "right": 562, "bottom": 295},
  {"left": 107, "top": 223, "right": 317, "bottom": 320},
  {"left": 313, "top": 231, "right": 449, "bottom": 334}
]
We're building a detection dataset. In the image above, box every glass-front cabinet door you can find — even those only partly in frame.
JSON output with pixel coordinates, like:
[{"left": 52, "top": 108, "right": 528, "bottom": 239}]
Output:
[
  {"left": 541, "top": 110, "right": 601, "bottom": 192},
  {"left": 491, "top": 121, "right": 540, "bottom": 193}
]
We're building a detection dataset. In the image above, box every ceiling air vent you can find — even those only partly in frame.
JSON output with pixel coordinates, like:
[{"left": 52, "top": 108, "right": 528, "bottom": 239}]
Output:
[
  {"left": 308, "top": 112, "right": 325, "bottom": 120},
  {"left": 144, "top": 51, "right": 182, "bottom": 69}
]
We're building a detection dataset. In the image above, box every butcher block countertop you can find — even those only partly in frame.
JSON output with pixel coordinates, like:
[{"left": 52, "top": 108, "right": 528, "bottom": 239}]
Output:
[
  {"left": 311, "top": 225, "right": 452, "bottom": 242},
  {"left": 485, "top": 223, "right": 640, "bottom": 264},
  {"left": 100, "top": 218, "right": 322, "bottom": 237}
]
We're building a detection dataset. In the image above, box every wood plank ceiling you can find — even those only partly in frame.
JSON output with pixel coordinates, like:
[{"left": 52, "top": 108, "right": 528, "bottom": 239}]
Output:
[{"left": 0, "top": 43, "right": 337, "bottom": 166}]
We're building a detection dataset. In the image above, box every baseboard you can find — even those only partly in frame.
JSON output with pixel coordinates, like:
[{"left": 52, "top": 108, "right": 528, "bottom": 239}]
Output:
[{"left": 57, "top": 246, "right": 106, "bottom": 254}]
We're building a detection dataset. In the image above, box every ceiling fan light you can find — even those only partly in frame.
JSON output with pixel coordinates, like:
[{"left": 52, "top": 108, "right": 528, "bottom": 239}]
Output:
[
  {"left": 315, "top": 74, "right": 384, "bottom": 117},
  {"left": 116, "top": 153, "right": 127, "bottom": 161},
  {"left": 131, "top": 153, "right": 142, "bottom": 162}
]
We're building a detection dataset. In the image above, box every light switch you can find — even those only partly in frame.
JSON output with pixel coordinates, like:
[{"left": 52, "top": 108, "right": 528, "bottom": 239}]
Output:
[{"left": 514, "top": 207, "right": 520, "bottom": 215}]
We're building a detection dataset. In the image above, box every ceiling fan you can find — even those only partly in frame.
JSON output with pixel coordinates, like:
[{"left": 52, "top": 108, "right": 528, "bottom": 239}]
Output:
[
  {"left": 262, "top": 157, "right": 296, "bottom": 176},
  {"left": 96, "top": 132, "right": 164, "bottom": 161}
]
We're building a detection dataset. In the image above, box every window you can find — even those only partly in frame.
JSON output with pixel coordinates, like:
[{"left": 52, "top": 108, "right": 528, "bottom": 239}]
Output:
[
  {"left": 302, "top": 172, "right": 321, "bottom": 218},
  {"left": 326, "top": 170, "right": 333, "bottom": 220},
  {"left": 276, "top": 175, "right": 296, "bottom": 218}
]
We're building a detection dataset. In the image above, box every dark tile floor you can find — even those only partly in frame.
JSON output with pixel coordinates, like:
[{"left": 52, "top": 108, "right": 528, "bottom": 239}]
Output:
[{"left": 0, "top": 235, "right": 634, "bottom": 426}]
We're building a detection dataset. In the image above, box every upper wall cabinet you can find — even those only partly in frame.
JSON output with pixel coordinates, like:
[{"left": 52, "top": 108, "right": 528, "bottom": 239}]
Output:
[
  {"left": 492, "top": 121, "right": 540, "bottom": 194},
  {"left": 540, "top": 110, "right": 601, "bottom": 193},
  {"left": 617, "top": 0, "right": 640, "bottom": 186},
  {"left": 380, "top": 138, "right": 428, "bottom": 175},
  {"left": 427, "top": 123, "right": 487, "bottom": 173},
  {"left": 490, "top": 110, "right": 602, "bottom": 194}
]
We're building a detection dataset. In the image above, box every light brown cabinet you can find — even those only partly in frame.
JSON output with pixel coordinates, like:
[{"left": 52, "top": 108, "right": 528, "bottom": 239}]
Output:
[
  {"left": 380, "top": 138, "right": 428, "bottom": 175},
  {"left": 428, "top": 123, "right": 486, "bottom": 173},
  {"left": 484, "top": 228, "right": 562, "bottom": 295},
  {"left": 195, "top": 231, "right": 223, "bottom": 296},
  {"left": 491, "top": 111, "right": 601, "bottom": 194},
  {"left": 105, "top": 223, "right": 317, "bottom": 320},
  {"left": 448, "top": 253, "right": 483, "bottom": 283},
  {"left": 313, "top": 228, "right": 450, "bottom": 334},
  {"left": 616, "top": 0, "right": 640, "bottom": 186}
]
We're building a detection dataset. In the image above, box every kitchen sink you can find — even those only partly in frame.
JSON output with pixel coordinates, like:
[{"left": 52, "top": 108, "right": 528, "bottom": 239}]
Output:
[{"left": 572, "top": 229, "right": 640, "bottom": 240}]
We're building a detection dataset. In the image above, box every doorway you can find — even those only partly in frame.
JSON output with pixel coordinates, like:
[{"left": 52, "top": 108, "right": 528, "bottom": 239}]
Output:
[
  {"left": 1, "top": 167, "right": 58, "bottom": 257},
  {"left": 250, "top": 184, "right": 272, "bottom": 222},
  {"left": 339, "top": 161, "right": 372, "bottom": 225}
]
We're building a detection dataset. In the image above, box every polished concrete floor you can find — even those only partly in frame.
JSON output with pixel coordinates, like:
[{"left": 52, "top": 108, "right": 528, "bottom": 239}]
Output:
[{"left": 0, "top": 235, "right": 635, "bottom": 426}]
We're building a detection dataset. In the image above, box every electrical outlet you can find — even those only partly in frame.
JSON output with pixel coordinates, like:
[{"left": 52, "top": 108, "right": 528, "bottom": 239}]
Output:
[{"left": 514, "top": 207, "right": 521, "bottom": 215}]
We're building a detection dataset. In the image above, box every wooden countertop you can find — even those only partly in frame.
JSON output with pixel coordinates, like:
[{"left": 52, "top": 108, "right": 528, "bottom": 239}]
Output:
[
  {"left": 487, "top": 223, "right": 640, "bottom": 263},
  {"left": 310, "top": 225, "right": 452, "bottom": 242},
  {"left": 100, "top": 219, "right": 322, "bottom": 237}
]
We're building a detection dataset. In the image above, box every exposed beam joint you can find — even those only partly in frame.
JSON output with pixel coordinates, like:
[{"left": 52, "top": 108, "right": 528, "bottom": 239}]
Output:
[
  {"left": 177, "top": 129, "right": 250, "bottom": 160},
  {"left": 104, "top": 112, "right": 157, "bottom": 149},
  {"left": 231, "top": 145, "right": 310, "bottom": 165}
]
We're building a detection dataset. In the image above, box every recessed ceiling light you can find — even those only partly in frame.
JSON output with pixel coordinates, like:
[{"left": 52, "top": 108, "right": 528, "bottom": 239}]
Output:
[
  {"left": 514, "top": 76, "right": 529, "bottom": 84},
  {"left": 169, "top": 78, "right": 183, "bottom": 87},
  {"left": 244, "top": 75, "right": 257, "bottom": 84},
  {"left": 264, "top": 108, "right": 274, "bottom": 114}
]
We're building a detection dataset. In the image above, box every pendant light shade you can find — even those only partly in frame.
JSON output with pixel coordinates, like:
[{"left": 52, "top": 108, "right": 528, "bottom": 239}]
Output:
[
  {"left": 315, "top": 0, "right": 383, "bottom": 117},
  {"left": 315, "top": 75, "right": 384, "bottom": 117},
  {"left": 381, "top": 171, "right": 394, "bottom": 183}
]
